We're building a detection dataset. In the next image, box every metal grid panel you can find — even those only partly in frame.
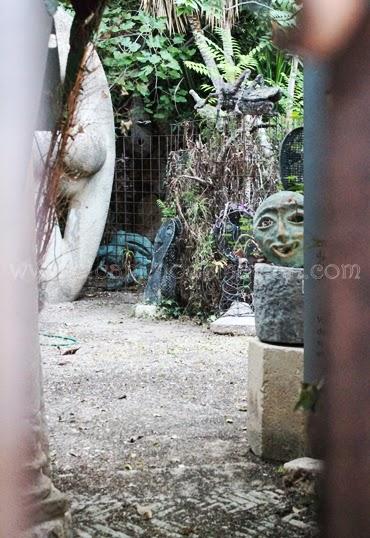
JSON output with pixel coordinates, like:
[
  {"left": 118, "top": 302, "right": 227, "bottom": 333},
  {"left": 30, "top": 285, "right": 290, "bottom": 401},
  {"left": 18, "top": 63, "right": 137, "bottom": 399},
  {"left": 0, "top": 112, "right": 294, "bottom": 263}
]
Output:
[{"left": 84, "top": 128, "right": 187, "bottom": 293}]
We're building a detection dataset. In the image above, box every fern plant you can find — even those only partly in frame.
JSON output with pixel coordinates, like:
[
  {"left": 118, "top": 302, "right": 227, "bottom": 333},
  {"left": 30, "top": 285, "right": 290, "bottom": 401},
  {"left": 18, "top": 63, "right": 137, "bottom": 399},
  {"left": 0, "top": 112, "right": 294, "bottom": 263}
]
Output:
[
  {"left": 183, "top": 0, "right": 303, "bottom": 123},
  {"left": 269, "top": 0, "right": 301, "bottom": 27},
  {"left": 185, "top": 26, "right": 254, "bottom": 85}
]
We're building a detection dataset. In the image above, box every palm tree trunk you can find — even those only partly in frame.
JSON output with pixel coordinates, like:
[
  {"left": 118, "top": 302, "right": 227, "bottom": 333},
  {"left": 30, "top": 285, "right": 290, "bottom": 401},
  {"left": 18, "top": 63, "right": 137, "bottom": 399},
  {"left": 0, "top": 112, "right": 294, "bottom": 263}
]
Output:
[
  {"left": 188, "top": 14, "right": 223, "bottom": 91},
  {"left": 222, "top": 21, "right": 235, "bottom": 68},
  {"left": 285, "top": 55, "right": 299, "bottom": 131}
]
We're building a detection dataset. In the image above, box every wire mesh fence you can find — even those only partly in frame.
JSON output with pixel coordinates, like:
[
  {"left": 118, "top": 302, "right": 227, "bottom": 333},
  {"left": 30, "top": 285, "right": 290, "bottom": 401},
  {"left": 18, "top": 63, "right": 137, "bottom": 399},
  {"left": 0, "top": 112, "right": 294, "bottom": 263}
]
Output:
[{"left": 83, "top": 125, "right": 193, "bottom": 294}]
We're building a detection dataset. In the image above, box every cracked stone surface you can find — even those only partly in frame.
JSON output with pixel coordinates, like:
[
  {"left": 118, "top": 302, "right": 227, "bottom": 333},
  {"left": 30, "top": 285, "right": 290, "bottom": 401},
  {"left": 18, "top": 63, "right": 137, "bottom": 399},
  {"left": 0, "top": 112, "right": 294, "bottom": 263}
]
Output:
[{"left": 40, "top": 292, "right": 317, "bottom": 537}]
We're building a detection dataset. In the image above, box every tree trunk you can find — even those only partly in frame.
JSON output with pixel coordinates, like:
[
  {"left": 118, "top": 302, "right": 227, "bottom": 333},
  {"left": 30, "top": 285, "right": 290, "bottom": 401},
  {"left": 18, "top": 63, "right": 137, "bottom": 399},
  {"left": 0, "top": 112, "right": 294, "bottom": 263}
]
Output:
[
  {"left": 285, "top": 55, "right": 299, "bottom": 131},
  {"left": 64, "top": 0, "right": 108, "bottom": 103},
  {"left": 188, "top": 14, "right": 223, "bottom": 92}
]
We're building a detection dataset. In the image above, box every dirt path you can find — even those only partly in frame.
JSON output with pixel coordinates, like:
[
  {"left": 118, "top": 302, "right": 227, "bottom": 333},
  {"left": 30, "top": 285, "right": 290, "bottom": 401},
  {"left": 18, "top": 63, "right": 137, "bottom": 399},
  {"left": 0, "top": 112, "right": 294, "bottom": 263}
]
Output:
[{"left": 41, "top": 293, "right": 316, "bottom": 537}]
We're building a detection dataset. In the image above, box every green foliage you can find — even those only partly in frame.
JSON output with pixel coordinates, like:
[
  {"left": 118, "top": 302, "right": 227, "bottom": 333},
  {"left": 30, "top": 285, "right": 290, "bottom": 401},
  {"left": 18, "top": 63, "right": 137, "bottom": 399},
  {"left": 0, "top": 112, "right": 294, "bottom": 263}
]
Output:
[
  {"left": 295, "top": 381, "right": 324, "bottom": 413},
  {"left": 268, "top": 0, "right": 301, "bottom": 28},
  {"left": 185, "top": 26, "right": 248, "bottom": 85},
  {"left": 157, "top": 199, "right": 177, "bottom": 220},
  {"left": 158, "top": 299, "right": 184, "bottom": 319},
  {"left": 175, "top": 0, "right": 224, "bottom": 21},
  {"left": 239, "top": 216, "right": 253, "bottom": 234},
  {"left": 96, "top": 8, "right": 196, "bottom": 121},
  {"left": 184, "top": 2, "right": 304, "bottom": 123},
  {"left": 182, "top": 189, "right": 209, "bottom": 222}
]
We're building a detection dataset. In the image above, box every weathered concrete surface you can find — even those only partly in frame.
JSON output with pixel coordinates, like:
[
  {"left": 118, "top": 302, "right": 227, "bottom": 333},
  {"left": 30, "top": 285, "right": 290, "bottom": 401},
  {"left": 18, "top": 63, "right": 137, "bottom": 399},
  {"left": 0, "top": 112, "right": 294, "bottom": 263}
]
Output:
[
  {"left": 247, "top": 338, "right": 306, "bottom": 461},
  {"left": 41, "top": 293, "right": 316, "bottom": 536},
  {"left": 254, "top": 263, "right": 304, "bottom": 345},
  {"left": 210, "top": 301, "right": 256, "bottom": 336}
]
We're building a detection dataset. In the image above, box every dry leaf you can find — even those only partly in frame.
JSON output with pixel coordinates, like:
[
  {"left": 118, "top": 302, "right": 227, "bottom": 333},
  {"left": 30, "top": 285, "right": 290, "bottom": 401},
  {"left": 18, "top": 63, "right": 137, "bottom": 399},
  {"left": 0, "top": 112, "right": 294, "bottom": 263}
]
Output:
[
  {"left": 136, "top": 504, "right": 153, "bottom": 520},
  {"left": 62, "top": 347, "right": 80, "bottom": 356}
]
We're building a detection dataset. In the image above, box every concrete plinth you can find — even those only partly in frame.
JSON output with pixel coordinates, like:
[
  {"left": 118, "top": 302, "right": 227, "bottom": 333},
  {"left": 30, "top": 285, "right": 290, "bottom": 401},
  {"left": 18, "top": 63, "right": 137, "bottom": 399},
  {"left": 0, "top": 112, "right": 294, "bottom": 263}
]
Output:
[{"left": 247, "top": 338, "right": 306, "bottom": 461}]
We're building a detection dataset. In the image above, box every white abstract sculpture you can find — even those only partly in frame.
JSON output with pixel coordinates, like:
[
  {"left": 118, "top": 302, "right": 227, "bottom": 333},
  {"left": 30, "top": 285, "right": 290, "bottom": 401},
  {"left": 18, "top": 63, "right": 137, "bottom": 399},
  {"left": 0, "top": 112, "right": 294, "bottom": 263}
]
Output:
[{"left": 36, "top": 8, "right": 115, "bottom": 303}]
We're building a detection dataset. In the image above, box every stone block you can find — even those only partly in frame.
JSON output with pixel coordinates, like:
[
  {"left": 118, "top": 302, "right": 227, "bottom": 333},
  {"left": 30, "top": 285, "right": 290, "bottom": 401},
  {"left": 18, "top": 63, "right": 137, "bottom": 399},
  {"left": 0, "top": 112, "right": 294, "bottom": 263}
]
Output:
[
  {"left": 134, "top": 303, "right": 158, "bottom": 319},
  {"left": 254, "top": 263, "right": 304, "bottom": 345},
  {"left": 284, "top": 457, "right": 323, "bottom": 475},
  {"left": 210, "top": 301, "right": 256, "bottom": 336},
  {"left": 247, "top": 338, "right": 306, "bottom": 461}
]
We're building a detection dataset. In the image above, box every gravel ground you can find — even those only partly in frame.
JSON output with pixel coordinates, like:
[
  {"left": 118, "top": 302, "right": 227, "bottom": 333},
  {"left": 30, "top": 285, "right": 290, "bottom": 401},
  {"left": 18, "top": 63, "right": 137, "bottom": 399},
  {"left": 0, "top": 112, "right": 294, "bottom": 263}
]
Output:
[{"left": 40, "top": 292, "right": 317, "bottom": 538}]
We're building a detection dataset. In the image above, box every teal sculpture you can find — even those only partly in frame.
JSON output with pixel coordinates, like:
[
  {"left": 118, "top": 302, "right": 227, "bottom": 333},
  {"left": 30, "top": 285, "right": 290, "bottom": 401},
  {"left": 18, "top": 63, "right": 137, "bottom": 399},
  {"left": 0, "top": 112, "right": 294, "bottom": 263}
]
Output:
[{"left": 253, "top": 191, "right": 304, "bottom": 268}]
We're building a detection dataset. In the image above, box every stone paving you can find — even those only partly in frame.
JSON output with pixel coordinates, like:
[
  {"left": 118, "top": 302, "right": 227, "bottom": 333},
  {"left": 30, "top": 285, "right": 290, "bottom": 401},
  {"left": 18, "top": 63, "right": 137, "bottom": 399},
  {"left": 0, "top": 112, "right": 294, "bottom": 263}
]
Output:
[{"left": 41, "top": 292, "right": 317, "bottom": 537}]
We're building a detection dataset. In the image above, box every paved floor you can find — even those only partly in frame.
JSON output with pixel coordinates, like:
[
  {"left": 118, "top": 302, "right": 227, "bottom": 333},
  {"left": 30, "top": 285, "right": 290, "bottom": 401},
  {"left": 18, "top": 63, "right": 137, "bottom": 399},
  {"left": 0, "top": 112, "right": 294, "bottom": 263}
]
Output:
[{"left": 41, "top": 292, "right": 317, "bottom": 537}]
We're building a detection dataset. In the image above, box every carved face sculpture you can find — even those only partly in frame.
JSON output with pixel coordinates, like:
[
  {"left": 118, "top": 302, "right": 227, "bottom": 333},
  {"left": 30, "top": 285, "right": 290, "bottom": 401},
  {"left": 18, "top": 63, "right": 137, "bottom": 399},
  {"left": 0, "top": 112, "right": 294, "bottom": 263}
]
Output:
[{"left": 253, "top": 191, "right": 304, "bottom": 267}]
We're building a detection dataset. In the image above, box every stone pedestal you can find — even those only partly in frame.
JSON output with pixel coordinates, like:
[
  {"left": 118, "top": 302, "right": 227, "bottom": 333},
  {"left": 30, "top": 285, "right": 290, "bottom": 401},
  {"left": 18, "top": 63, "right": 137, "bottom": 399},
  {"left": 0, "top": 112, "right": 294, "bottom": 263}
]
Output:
[{"left": 247, "top": 338, "right": 306, "bottom": 461}]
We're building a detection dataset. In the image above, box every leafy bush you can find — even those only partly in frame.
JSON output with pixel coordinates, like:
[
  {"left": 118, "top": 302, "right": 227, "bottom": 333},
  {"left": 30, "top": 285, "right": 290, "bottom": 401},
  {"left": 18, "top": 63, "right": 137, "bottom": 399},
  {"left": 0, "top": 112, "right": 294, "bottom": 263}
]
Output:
[{"left": 96, "top": 8, "right": 196, "bottom": 122}]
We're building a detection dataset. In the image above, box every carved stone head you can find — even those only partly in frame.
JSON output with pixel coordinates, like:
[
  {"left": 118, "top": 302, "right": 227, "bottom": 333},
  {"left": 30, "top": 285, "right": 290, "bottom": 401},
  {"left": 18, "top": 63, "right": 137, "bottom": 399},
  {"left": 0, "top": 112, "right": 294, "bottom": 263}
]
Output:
[{"left": 253, "top": 191, "right": 304, "bottom": 267}]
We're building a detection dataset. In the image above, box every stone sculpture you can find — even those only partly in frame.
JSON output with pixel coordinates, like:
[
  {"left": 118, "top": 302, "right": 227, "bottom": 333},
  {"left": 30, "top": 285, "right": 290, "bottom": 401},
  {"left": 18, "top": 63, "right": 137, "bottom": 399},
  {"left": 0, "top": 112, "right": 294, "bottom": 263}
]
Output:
[
  {"left": 144, "top": 218, "right": 182, "bottom": 304},
  {"left": 247, "top": 191, "right": 305, "bottom": 461},
  {"left": 252, "top": 191, "right": 304, "bottom": 345},
  {"left": 190, "top": 72, "right": 281, "bottom": 118},
  {"left": 253, "top": 191, "right": 304, "bottom": 268},
  {"left": 36, "top": 7, "right": 115, "bottom": 303}
]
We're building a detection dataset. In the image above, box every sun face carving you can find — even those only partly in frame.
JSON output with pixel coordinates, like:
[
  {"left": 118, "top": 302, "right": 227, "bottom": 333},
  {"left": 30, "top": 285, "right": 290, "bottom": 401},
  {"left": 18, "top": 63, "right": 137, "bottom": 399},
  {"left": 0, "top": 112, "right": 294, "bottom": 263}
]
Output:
[{"left": 253, "top": 191, "right": 304, "bottom": 268}]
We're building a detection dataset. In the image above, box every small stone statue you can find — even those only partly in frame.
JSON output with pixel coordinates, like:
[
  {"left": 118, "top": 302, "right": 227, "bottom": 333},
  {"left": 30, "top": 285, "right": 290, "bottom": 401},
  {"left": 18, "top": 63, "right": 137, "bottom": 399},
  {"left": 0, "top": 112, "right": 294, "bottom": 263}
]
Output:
[
  {"left": 144, "top": 218, "right": 182, "bottom": 304},
  {"left": 252, "top": 191, "right": 304, "bottom": 345},
  {"left": 253, "top": 191, "right": 304, "bottom": 268}
]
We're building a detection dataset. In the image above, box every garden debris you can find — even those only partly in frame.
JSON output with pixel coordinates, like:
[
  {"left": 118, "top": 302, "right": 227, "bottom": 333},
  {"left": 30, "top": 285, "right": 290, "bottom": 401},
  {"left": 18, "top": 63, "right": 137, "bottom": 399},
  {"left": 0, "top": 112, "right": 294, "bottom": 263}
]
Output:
[
  {"left": 62, "top": 347, "right": 80, "bottom": 355},
  {"left": 40, "top": 332, "right": 78, "bottom": 348},
  {"left": 96, "top": 231, "right": 153, "bottom": 290},
  {"left": 129, "top": 435, "right": 144, "bottom": 443},
  {"left": 164, "top": 121, "right": 278, "bottom": 315},
  {"left": 134, "top": 303, "right": 158, "bottom": 320},
  {"left": 136, "top": 504, "right": 153, "bottom": 520}
]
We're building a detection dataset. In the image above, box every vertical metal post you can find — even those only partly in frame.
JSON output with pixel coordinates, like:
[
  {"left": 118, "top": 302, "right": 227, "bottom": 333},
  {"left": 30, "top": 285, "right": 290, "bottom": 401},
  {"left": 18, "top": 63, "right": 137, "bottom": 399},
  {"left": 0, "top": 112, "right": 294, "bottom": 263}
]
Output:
[{"left": 304, "top": 61, "right": 329, "bottom": 384}]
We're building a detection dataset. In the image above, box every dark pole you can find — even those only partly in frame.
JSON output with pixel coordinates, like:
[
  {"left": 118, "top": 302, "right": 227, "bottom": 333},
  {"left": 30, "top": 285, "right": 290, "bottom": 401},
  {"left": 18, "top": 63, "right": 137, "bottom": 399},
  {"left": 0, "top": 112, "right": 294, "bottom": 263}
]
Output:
[
  {"left": 304, "top": 60, "right": 328, "bottom": 385},
  {"left": 321, "top": 14, "right": 370, "bottom": 538}
]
